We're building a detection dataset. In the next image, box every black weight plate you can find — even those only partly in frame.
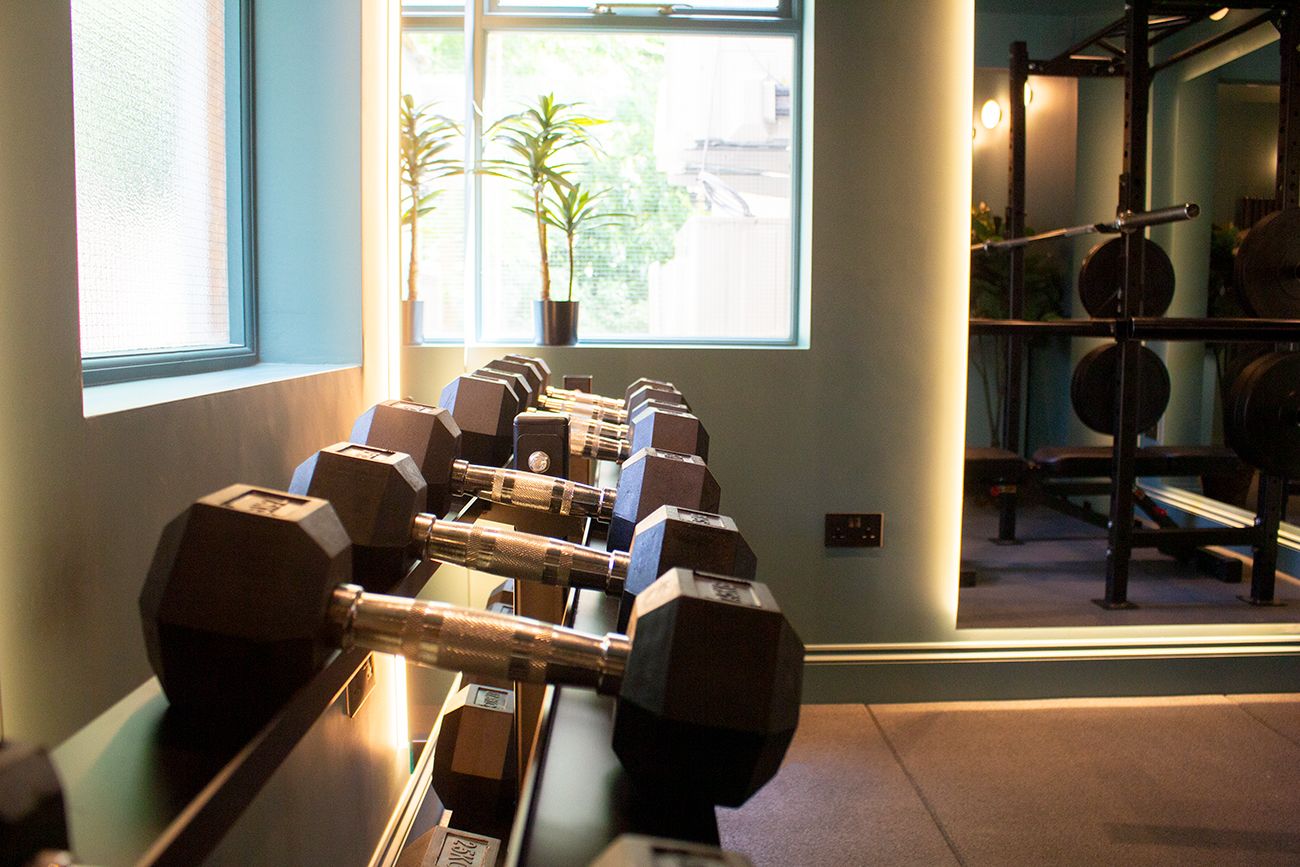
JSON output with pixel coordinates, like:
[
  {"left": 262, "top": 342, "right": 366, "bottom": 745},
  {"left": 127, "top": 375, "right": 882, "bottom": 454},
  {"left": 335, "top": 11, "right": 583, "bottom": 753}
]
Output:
[
  {"left": 1070, "top": 344, "right": 1172, "bottom": 435},
  {"left": 1225, "top": 351, "right": 1300, "bottom": 478},
  {"left": 1235, "top": 207, "right": 1300, "bottom": 319},
  {"left": 1078, "top": 237, "right": 1176, "bottom": 318}
]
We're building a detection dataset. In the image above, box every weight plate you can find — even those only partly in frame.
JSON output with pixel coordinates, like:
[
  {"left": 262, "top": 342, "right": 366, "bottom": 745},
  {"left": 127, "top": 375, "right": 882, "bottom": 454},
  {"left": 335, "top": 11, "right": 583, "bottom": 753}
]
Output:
[
  {"left": 1070, "top": 344, "right": 1172, "bottom": 436},
  {"left": 1225, "top": 351, "right": 1300, "bottom": 478},
  {"left": 1077, "top": 237, "right": 1176, "bottom": 318},
  {"left": 1234, "top": 207, "right": 1300, "bottom": 319}
]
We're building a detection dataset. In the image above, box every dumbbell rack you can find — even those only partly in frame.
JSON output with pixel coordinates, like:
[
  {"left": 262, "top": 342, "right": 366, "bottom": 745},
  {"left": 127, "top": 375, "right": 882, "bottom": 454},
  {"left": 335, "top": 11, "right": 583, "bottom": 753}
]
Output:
[
  {"left": 50, "top": 388, "right": 713, "bottom": 865},
  {"left": 983, "top": 1, "right": 1300, "bottom": 608}
]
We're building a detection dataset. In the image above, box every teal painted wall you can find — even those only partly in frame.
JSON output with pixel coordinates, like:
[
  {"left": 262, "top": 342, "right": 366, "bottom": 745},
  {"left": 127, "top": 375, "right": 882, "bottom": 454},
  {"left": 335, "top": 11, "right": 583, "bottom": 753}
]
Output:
[{"left": 255, "top": 0, "right": 364, "bottom": 364}]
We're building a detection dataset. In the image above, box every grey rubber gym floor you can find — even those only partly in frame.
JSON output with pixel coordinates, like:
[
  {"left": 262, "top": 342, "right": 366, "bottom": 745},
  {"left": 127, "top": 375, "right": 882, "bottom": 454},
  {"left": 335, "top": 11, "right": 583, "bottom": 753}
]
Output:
[
  {"left": 957, "top": 500, "right": 1300, "bottom": 628},
  {"left": 718, "top": 697, "right": 1300, "bottom": 866}
]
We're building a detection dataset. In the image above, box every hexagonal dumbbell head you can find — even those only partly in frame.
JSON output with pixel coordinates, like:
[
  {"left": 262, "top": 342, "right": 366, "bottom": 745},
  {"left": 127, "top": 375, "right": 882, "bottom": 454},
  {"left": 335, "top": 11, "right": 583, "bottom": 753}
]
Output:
[
  {"left": 0, "top": 741, "right": 69, "bottom": 867},
  {"left": 472, "top": 367, "right": 530, "bottom": 415},
  {"left": 290, "top": 443, "right": 426, "bottom": 591},
  {"left": 432, "top": 683, "right": 518, "bottom": 837},
  {"left": 613, "top": 569, "right": 803, "bottom": 808},
  {"left": 439, "top": 375, "right": 516, "bottom": 467},
  {"left": 628, "top": 405, "right": 709, "bottom": 462},
  {"left": 619, "top": 506, "right": 756, "bottom": 631},
  {"left": 140, "top": 484, "right": 351, "bottom": 732},
  {"left": 591, "top": 835, "right": 753, "bottom": 867},
  {"left": 608, "top": 449, "right": 721, "bottom": 552},
  {"left": 627, "top": 383, "right": 687, "bottom": 415},
  {"left": 623, "top": 378, "right": 675, "bottom": 406},
  {"left": 503, "top": 354, "right": 551, "bottom": 391},
  {"left": 351, "top": 400, "right": 461, "bottom": 516},
  {"left": 481, "top": 359, "right": 542, "bottom": 407}
]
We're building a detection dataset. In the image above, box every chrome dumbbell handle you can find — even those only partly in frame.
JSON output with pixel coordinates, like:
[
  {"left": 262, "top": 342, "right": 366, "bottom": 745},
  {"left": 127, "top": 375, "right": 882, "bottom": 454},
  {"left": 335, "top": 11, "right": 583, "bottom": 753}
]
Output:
[
  {"left": 567, "top": 417, "right": 631, "bottom": 462},
  {"left": 450, "top": 459, "right": 616, "bottom": 520},
  {"left": 328, "top": 584, "right": 630, "bottom": 694},
  {"left": 538, "top": 394, "right": 629, "bottom": 426},
  {"left": 543, "top": 385, "right": 626, "bottom": 411},
  {"left": 411, "top": 513, "right": 629, "bottom": 596}
]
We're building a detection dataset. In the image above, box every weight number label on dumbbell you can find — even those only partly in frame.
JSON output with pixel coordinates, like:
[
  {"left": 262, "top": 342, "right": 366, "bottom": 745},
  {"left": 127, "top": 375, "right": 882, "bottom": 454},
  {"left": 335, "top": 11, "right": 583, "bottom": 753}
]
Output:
[
  {"left": 395, "top": 400, "right": 441, "bottom": 415},
  {"left": 654, "top": 449, "right": 696, "bottom": 463},
  {"left": 470, "top": 685, "right": 512, "bottom": 712},
  {"left": 223, "top": 489, "right": 308, "bottom": 516},
  {"left": 703, "top": 577, "right": 762, "bottom": 609},
  {"left": 430, "top": 833, "right": 494, "bottom": 867},
  {"left": 675, "top": 507, "right": 727, "bottom": 528},
  {"left": 340, "top": 444, "right": 395, "bottom": 462}
]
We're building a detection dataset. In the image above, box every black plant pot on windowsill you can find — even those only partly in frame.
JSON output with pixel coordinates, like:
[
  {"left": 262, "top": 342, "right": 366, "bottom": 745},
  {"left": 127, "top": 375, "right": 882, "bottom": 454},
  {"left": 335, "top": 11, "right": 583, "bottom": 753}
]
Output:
[{"left": 535, "top": 300, "right": 579, "bottom": 346}]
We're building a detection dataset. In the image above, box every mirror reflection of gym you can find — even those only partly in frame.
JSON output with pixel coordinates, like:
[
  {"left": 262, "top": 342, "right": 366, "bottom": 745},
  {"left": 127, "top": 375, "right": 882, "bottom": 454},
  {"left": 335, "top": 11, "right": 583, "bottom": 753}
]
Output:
[{"left": 959, "top": 2, "right": 1300, "bottom": 628}]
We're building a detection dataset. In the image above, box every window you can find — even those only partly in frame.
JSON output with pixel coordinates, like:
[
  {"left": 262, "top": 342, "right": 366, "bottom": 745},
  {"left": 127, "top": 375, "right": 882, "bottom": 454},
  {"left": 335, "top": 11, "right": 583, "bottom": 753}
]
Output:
[
  {"left": 71, "top": 0, "right": 254, "bottom": 384},
  {"left": 401, "top": 1, "right": 803, "bottom": 344}
]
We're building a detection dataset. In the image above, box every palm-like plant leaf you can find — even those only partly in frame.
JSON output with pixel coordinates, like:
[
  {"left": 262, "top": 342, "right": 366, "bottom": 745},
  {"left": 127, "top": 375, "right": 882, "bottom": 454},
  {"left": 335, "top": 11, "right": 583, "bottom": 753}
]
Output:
[
  {"left": 543, "top": 180, "right": 627, "bottom": 302},
  {"left": 399, "top": 94, "right": 463, "bottom": 303},
  {"left": 480, "top": 94, "right": 607, "bottom": 301}
]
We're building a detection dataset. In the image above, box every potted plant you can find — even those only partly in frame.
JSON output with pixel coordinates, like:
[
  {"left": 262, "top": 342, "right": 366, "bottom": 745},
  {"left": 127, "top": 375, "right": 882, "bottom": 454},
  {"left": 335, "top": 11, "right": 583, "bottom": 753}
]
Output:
[
  {"left": 537, "top": 181, "right": 625, "bottom": 344},
  {"left": 483, "top": 94, "right": 603, "bottom": 345},
  {"left": 399, "top": 94, "right": 461, "bottom": 344}
]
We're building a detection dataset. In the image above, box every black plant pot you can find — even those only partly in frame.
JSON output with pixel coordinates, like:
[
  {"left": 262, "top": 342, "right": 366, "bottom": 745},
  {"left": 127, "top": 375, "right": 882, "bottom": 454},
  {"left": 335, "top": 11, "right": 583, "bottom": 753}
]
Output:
[{"left": 535, "top": 300, "right": 579, "bottom": 346}]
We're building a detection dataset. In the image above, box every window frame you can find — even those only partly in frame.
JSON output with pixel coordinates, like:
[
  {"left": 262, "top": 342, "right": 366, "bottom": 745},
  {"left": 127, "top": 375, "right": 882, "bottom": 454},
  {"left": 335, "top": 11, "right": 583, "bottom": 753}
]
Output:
[
  {"left": 402, "top": 0, "right": 805, "bottom": 346},
  {"left": 79, "top": 0, "right": 258, "bottom": 386}
]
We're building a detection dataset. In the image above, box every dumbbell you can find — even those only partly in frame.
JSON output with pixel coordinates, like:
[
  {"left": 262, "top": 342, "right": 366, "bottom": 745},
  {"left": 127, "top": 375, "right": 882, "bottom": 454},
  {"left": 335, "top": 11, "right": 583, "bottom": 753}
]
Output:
[
  {"left": 350, "top": 400, "right": 719, "bottom": 550},
  {"left": 467, "top": 365, "right": 706, "bottom": 464},
  {"left": 474, "top": 357, "right": 687, "bottom": 432},
  {"left": 291, "top": 446, "right": 754, "bottom": 624},
  {"left": 441, "top": 371, "right": 709, "bottom": 466},
  {"left": 0, "top": 741, "right": 75, "bottom": 867},
  {"left": 528, "top": 403, "right": 710, "bottom": 464},
  {"left": 487, "top": 355, "right": 686, "bottom": 420},
  {"left": 140, "top": 487, "right": 805, "bottom": 806},
  {"left": 351, "top": 400, "right": 616, "bottom": 520},
  {"left": 432, "top": 682, "right": 517, "bottom": 838},
  {"left": 289, "top": 447, "right": 626, "bottom": 593},
  {"left": 475, "top": 361, "right": 697, "bottom": 451}
]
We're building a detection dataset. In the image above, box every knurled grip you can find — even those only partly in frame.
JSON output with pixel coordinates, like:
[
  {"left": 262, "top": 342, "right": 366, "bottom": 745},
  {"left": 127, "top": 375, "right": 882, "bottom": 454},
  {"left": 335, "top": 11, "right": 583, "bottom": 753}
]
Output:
[
  {"left": 452, "top": 460, "right": 616, "bottom": 520},
  {"left": 416, "top": 603, "right": 551, "bottom": 684},
  {"left": 467, "top": 525, "right": 549, "bottom": 582},
  {"left": 415, "top": 516, "right": 624, "bottom": 593},
  {"left": 571, "top": 424, "right": 629, "bottom": 463},
  {"left": 538, "top": 394, "right": 629, "bottom": 426},
  {"left": 492, "top": 470, "right": 562, "bottom": 511},
  {"left": 328, "top": 585, "right": 630, "bottom": 692},
  {"left": 545, "top": 386, "right": 625, "bottom": 411}
]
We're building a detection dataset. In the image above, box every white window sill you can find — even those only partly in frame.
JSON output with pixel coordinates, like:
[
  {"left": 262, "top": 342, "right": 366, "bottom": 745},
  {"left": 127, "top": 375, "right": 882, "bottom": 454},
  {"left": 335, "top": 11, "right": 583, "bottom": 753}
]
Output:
[{"left": 83, "top": 362, "right": 358, "bottom": 418}]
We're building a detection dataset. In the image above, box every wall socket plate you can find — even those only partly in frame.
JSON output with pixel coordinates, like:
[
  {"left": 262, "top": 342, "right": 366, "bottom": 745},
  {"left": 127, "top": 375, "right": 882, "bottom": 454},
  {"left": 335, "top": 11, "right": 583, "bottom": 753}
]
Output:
[{"left": 824, "top": 513, "right": 883, "bottom": 548}]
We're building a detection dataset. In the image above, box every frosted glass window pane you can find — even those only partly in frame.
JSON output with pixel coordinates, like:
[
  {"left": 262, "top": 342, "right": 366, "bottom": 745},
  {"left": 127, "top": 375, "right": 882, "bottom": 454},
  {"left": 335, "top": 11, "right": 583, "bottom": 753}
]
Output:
[
  {"left": 71, "top": 0, "right": 234, "bottom": 356},
  {"left": 481, "top": 32, "right": 795, "bottom": 341},
  {"left": 401, "top": 31, "right": 467, "bottom": 340}
]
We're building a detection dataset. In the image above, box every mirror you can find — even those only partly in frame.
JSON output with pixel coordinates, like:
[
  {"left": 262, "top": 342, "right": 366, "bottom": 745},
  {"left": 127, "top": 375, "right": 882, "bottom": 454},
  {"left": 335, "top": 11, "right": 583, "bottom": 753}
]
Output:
[{"left": 958, "top": 3, "right": 1297, "bottom": 628}]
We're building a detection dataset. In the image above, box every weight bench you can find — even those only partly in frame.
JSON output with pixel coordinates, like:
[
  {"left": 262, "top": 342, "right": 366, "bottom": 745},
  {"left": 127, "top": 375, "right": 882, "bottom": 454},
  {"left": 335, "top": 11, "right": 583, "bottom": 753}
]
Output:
[
  {"left": 965, "top": 447, "right": 1032, "bottom": 487},
  {"left": 1031, "top": 445, "right": 1246, "bottom": 480},
  {"left": 1030, "top": 445, "right": 1248, "bottom": 584}
]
